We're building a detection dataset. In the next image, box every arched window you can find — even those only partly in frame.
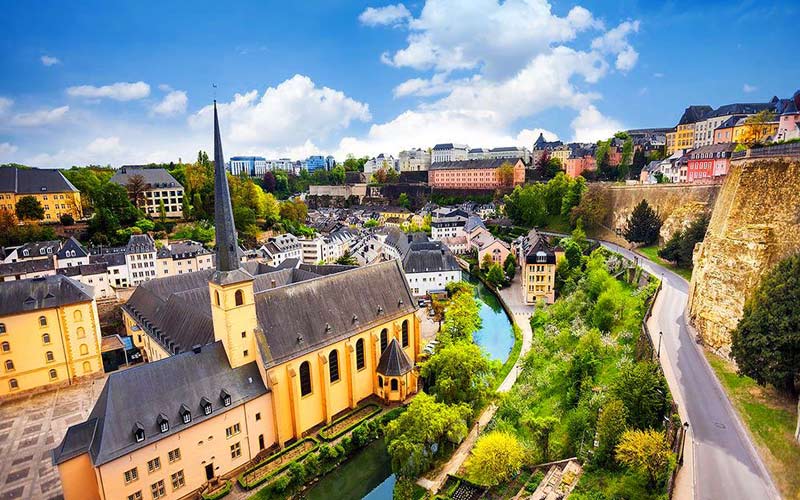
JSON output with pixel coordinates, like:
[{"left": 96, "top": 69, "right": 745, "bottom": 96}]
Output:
[
  {"left": 299, "top": 361, "right": 312, "bottom": 396},
  {"left": 83, "top": 361, "right": 91, "bottom": 373},
  {"left": 39, "top": 316, "right": 47, "bottom": 327},
  {"left": 4, "top": 360, "right": 14, "bottom": 371},
  {"left": 42, "top": 333, "right": 50, "bottom": 344},
  {"left": 401, "top": 320, "right": 409, "bottom": 348},
  {"left": 49, "top": 369, "right": 57, "bottom": 380},
  {"left": 355, "top": 338, "right": 365, "bottom": 370},
  {"left": 377, "top": 375, "right": 384, "bottom": 388},
  {"left": 46, "top": 351, "right": 54, "bottom": 362},
  {"left": 329, "top": 350, "right": 339, "bottom": 382},
  {"left": 390, "top": 379, "right": 399, "bottom": 391},
  {"left": 0, "top": 323, "right": 5, "bottom": 334},
  {"left": 1, "top": 341, "right": 9, "bottom": 352},
  {"left": 215, "top": 291, "right": 220, "bottom": 306},
  {"left": 8, "top": 379, "right": 18, "bottom": 390},
  {"left": 73, "top": 310, "right": 82, "bottom": 321},
  {"left": 380, "top": 329, "right": 388, "bottom": 352},
  {"left": 76, "top": 327, "right": 85, "bottom": 339},
  {"left": 79, "top": 344, "right": 89, "bottom": 355},
  {"left": 235, "top": 289, "right": 244, "bottom": 306}
]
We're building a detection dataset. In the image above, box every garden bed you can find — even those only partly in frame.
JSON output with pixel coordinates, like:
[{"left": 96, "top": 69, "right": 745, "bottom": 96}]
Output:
[
  {"left": 318, "top": 403, "right": 381, "bottom": 441},
  {"left": 200, "top": 479, "right": 231, "bottom": 500},
  {"left": 238, "top": 437, "right": 319, "bottom": 489}
]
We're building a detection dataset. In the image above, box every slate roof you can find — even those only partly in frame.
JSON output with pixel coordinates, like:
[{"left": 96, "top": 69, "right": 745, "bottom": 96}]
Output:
[
  {"left": 89, "top": 252, "right": 126, "bottom": 268},
  {"left": 0, "top": 167, "right": 79, "bottom": 194},
  {"left": 401, "top": 240, "right": 460, "bottom": 274},
  {"left": 15, "top": 240, "right": 60, "bottom": 259},
  {"left": 0, "top": 275, "right": 92, "bottom": 316},
  {"left": 520, "top": 229, "right": 557, "bottom": 265},
  {"left": 490, "top": 146, "right": 526, "bottom": 152},
  {"left": 376, "top": 338, "right": 413, "bottom": 376},
  {"left": 677, "top": 105, "right": 713, "bottom": 125},
  {"left": 126, "top": 234, "right": 156, "bottom": 254},
  {"left": 689, "top": 143, "right": 736, "bottom": 158},
  {"left": 57, "top": 263, "right": 108, "bottom": 278},
  {"left": 432, "top": 143, "right": 468, "bottom": 150},
  {"left": 705, "top": 102, "right": 775, "bottom": 118},
  {"left": 52, "top": 341, "right": 267, "bottom": 466},
  {"left": 464, "top": 215, "right": 486, "bottom": 234},
  {"left": 0, "top": 258, "right": 55, "bottom": 279},
  {"left": 110, "top": 167, "right": 183, "bottom": 189},
  {"left": 533, "top": 132, "right": 563, "bottom": 150},
  {"left": 56, "top": 237, "right": 88, "bottom": 259},
  {"left": 429, "top": 158, "right": 520, "bottom": 170}
]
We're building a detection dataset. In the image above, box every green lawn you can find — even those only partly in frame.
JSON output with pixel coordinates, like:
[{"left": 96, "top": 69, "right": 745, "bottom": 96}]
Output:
[
  {"left": 705, "top": 352, "right": 800, "bottom": 499},
  {"left": 636, "top": 245, "right": 693, "bottom": 282}
]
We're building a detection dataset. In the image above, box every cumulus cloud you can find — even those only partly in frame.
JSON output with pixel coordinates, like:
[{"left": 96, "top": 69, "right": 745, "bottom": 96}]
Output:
[
  {"left": 188, "top": 74, "right": 371, "bottom": 153},
  {"left": 571, "top": 105, "right": 623, "bottom": 142},
  {"left": 359, "top": 3, "right": 412, "bottom": 26},
  {"left": 0, "top": 97, "right": 12, "bottom": 114},
  {"left": 743, "top": 83, "right": 757, "bottom": 93},
  {"left": 591, "top": 20, "right": 640, "bottom": 71},
  {"left": 41, "top": 55, "right": 61, "bottom": 66},
  {"left": 12, "top": 105, "right": 70, "bottom": 127},
  {"left": 0, "top": 142, "right": 18, "bottom": 160},
  {"left": 67, "top": 81, "right": 151, "bottom": 101},
  {"left": 152, "top": 90, "right": 188, "bottom": 116},
  {"left": 86, "top": 136, "right": 123, "bottom": 155}
]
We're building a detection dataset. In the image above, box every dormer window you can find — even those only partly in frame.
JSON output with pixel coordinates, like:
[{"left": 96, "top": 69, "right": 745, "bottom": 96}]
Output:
[
  {"left": 180, "top": 404, "right": 191, "bottom": 424},
  {"left": 201, "top": 397, "right": 212, "bottom": 415},
  {"left": 133, "top": 422, "right": 145, "bottom": 443},
  {"left": 157, "top": 413, "right": 169, "bottom": 433},
  {"left": 220, "top": 389, "right": 231, "bottom": 407}
]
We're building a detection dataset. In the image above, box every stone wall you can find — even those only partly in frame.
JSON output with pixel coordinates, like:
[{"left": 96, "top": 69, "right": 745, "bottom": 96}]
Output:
[
  {"left": 688, "top": 157, "right": 800, "bottom": 352},
  {"left": 600, "top": 183, "right": 722, "bottom": 242}
]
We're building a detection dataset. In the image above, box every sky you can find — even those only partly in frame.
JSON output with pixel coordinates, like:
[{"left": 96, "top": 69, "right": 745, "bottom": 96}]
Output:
[{"left": 0, "top": 0, "right": 797, "bottom": 168}]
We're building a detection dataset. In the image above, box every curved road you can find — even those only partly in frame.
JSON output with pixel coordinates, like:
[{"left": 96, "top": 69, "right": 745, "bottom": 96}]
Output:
[{"left": 599, "top": 240, "right": 780, "bottom": 500}]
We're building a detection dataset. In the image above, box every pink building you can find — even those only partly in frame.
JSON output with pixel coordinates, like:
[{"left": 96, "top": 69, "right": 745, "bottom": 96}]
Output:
[
  {"left": 775, "top": 91, "right": 800, "bottom": 142},
  {"left": 428, "top": 158, "right": 525, "bottom": 190},
  {"left": 686, "top": 143, "right": 735, "bottom": 182},
  {"left": 565, "top": 155, "right": 595, "bottom": 178}
]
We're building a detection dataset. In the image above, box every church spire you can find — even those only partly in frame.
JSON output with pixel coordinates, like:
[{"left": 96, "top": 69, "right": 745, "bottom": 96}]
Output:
[{"left": 213, "top": 100, "right": 240, "bottom": 273}]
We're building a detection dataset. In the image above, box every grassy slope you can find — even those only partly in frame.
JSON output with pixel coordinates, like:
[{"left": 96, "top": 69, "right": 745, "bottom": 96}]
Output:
[
  {"left": 704, "top": 352, "right": 800, "bottom": 499},
  {"left": 636, "top": 245, "right": 693, "bottom": 282}
]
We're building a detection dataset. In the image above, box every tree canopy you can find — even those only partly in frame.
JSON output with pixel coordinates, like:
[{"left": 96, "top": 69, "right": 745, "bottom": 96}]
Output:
[
  {"left": 623, "top": 200, "right": 661, "bottom": 245},
  {"left": 465, "top": 431, "right": 526, "bottom": 486},
  {"left": 15, "top": 195, "right": 44, "bottom": 220},
  {"left": 658, "top": 214, "right": 709, "bottom": 268},
  {"left": 420, "top": 341, "right": 493, "bottom": 408}
]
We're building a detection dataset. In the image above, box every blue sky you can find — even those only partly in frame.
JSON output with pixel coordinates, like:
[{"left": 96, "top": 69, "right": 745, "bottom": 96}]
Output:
[{"left": 0, "top": 0, "right": 797, "bottom": 167}]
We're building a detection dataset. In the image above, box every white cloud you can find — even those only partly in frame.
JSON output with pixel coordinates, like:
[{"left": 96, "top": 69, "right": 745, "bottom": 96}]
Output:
[
  {"left": 12, "top": 105, "right": 70, "bottom": 127},
  {"left": 86, "top": 136, "right": 123, "bottom": 155},
  {"left": 743, "top": 83, "right": 757, "bottom": 93},
  {"left": 653, "top": 72, "right": 664, "bottom": 78},
  {"left": 67, "top": 81, "right": 151, "bottom": 101},
  {"left": 591, "top": 20, "right": 640, "bottom": 71},
  {"left": 0, "top": 142, "right": 19, "bottom": 161},
  {"left": 359, "top": 3, "right": 412, "bottom": 26},
  {"left": 41, "top": 55, "right": 60, "bottom": 66},
  {"left": 152, "top": 90, "right": 188, "bottom": 116},
  {"left": 571, "top": 105, "right": 623, "bottom": 142},
  {"left": 0, "top": 97, "right": 12, "bottom": 114},
  {"left": 188, "top": 74, "right": 370, "bottom": 153}
]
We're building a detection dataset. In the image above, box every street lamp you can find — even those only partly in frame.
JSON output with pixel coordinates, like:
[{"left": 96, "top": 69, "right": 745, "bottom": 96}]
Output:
[{"left": 657, "top": 331, "right": 663, "bottom": 359}]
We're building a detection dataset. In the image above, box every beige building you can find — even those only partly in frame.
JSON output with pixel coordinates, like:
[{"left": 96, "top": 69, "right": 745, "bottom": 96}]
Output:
[
  {"left": 513, "top": 229, "right": 562, "bottom": 304},
  {"left": 0, "top": 167, "right": 83, "bottom": 221},
  {"left": 110, "top": 166, "right": 185, "bottom": 219},
  {"left": 157, "top": 240, "right": 214, "bottom": 277}
]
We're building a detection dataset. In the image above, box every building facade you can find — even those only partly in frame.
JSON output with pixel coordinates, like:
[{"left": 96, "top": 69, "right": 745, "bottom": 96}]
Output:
[
  {"left": 0, "top": 167, "right": 83, "bottom": 221},
  {"left": 229, "top": 156, "right": 267, "bottom": 177},
  {"left": 398, "top": 148, "right": 431, "bottom": 172},
  {"left": 513, "top": 230, "right": 562, "bottom": 305},
  {"left": 686, "top": 143, "right": 735, "bottom": 182},
  {"left": 110, "top": 167, "right": 185, "bottom": 219},
  {"left": 428, "top": 158, "right": 525, "bottom": 190},
  {"left": 431, "top": 143, "right": 469, "bottom": 163}
]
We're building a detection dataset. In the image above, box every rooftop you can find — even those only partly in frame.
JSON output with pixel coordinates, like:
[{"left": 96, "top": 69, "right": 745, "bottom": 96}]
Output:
[{"left": 0, "top": 167, "right": 79, "bottom": 194}]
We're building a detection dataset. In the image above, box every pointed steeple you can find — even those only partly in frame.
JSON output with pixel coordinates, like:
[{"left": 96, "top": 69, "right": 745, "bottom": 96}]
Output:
[{"left": 212, "top": 100, "right": 241, "bottom": 273}]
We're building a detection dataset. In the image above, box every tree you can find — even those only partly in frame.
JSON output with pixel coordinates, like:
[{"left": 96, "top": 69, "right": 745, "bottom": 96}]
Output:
[
  {"left": 615, "top": 429, "right": 673, "bottom": 486},
  {"left": 60, "top": 214, "right": 75, "bottom": 226},
  {"left": 158, "top": 199, "right": 167, "bottom": 224},
  {"left": 594, "top": 399, "right": 628, "bottom": 466},
  {"left": 561, "top": 176, "right": 586, "bottom": 216},
  {"left": 135, "top": 218, "right": 155, "bottom": 232},
  {"left": 498, "top": 161, "right": 515, "bottom": 188},
  {"left": 570, "top": 184, "right": 610, "bottom": 230},
  {"left": 739, "top": 110, "right": 777, "bottom": 146},
  {"left": 279, "top": 199, "right": 308, "bottom": 225},
  {"left": 732, "top": 253, "right": 800, "bottom": 401},
  {"left": 487, "top": 263, "right": 505, "bottom": 288},
  {"left": 364, "top": 218, "right": 379, "bottom": 228},
  {"left": 658, "top": 214, "right": 709, "bottom": 268},
  {"left": 421, "top": 341, "right": 493, "bottom": 407},
  {"left": 336, "top": 250, "right": 358, "bottom": 266},
  {"left": 440, "top": 285, "right": 482, "bottom": 344},
  {"left": 398, "top": 192, "right": 410, "bottom": 209},
  {"left": 465, "top": 431, "right": 526, "bottom": 487},
  {"left": 612, "top": 362, "right": 670, "bottom": 430},
  {"left": 262, "top": 171, "right": 277, "bottom": 193},
  {"left": 481, "top": 252, "right": 493, "bottom": 271},
  {"left": 504, "top": 253, "right": 517, "bottom": 281},
  {"left": 521, "top": 414, "right": 559, "bottom": 462},
  {"left": 623, "top": 200, "right": 661, "bottom": 246},
  {"left": 125, "top": 174, "right": 148, "bottom": 208},
  {"left": 15, "top": 196, "right": 45, "bottom": 220}
]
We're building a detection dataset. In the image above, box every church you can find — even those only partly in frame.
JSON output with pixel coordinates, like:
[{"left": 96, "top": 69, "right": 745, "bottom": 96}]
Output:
[{"left": 51, "top": 103, "right": 421, "bottom": 500}]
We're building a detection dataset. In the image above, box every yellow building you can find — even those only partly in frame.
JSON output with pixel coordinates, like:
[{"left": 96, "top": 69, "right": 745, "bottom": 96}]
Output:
[
  {"left": 550, "top": 145, "right": 572, "bottom": 166},
  {"left": 665, "top": 130, "right": 677, "bottom": 155},
  {"left": 731, "top": 118, "right": 779, "bottom": 144},
  {"left": 0, "top": 167, "right": 83, "bottom": 221},
  {"left": 53, "top": 103, "right": 421, "bottom": 500},
  {"left": 514, "top": 229, "right": 563, "bottom": 304},
  {"left": 671, "top": 105, "right": 712, "bottom": 154},
  {"left": 0, "top": 275, "right": 103, "bottom": 397}
]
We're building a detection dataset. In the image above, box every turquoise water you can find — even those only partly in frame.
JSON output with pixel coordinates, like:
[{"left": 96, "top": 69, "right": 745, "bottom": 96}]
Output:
[{"left": 303, "top": 274, "right": 514, "bottom": 499}]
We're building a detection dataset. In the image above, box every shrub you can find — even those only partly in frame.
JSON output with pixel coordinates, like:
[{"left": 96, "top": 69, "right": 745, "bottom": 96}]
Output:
[
  {"left": 60, "top": 214, "right": 75, "bottom": 226},
  {"left": 287, "top": 461, "right": 305, "bottom": 486},
  {"left": 201, "top": 480, "right": 232, "bottom": 500}
]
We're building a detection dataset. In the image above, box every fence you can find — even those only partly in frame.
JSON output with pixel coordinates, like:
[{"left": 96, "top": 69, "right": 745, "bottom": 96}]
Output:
[{"left": 733, "top": 142, "right": 800, "bottom": 160}]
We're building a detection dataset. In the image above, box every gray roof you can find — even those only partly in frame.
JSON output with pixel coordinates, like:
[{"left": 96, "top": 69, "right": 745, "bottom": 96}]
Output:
[
  {"left": 0, "top": 258, "right": 55, "bottom": 279},
  {"left": 16, "top": 240, "right": 60, "bottom": 258},
  {"left": 432, "top": 143, "right": 468, "bottom": 150},
  {"left": 56, "top": 237, "right": 88, "bottom": 259},
  {"left": 0, "top": 167, "right": 79, "bottom": 194},
  {"left": 52, "top": 342, "right": 267, "bottom": 466},
  {"left": 520, "top": 229, "right": 557, "bottom": 265},
  {"left": 401, "top": 240, "right": 461, "bottom": 274},
  {"left": 0, "top": 275, "right": 92, "bottom": 316},
  {"left": 126, "top": 234, "right": 155, "bottom": 254},
  {"left": 489, "top": 146, "right": 525, "bottom": 152},
  {"left": 705, "top": 102, "right": 775, "bottom": 118},
  {"left": 110, "top": 167, "right": 182, "bottom": 189},
  {"left": 464, "top": 215, "right": 486, "bottom": 234},
  {"left": 57, "top": 263, "right": 108, "bottom": 277},
  {"left": 89, "top": 251, "right": 126, "bottom": 268},
  {"left": 376, "top": 338, "right": 413, "bottom": 376},
  {"left": 677, "top": 105, "right": 713, "bottom": 125},
  {"left": 429, "top": 158, "right": 520, "bottom": 171}
]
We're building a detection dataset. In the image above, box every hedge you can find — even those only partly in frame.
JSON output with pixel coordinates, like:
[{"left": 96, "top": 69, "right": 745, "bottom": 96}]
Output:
[
  {"left": 318, "top": 403, "right": 381, "bottom": 441},
  {"left": 201, "top": 480, "right": 232, "bottom": 500},
  {"left": 237, "top": 437, "right": 319, "bottom": 490}
]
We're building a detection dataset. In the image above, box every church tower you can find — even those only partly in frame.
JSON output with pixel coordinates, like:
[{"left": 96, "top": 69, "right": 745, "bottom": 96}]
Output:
[{"left": 208, "top": 101, "right": 258, "bottom": 369}]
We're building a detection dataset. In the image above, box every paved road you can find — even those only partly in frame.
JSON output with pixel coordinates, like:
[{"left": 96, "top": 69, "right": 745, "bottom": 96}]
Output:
[{"left": 598, "top": 240, "right": 780, "bottom": 500}]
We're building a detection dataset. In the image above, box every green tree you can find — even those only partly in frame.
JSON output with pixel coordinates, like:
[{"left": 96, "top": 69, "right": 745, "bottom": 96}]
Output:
[
  {"left": 658, "top": 214, "right": 709, "bottom": 268},
  {"left": 421, "top": 341, "right": 493, "bottom": 408},
  {"left": 487, "top": 263, "right": 505, "bottom": 288},
  {"left": 60, "top": 214, "right": 75, "bottom": 226},
  {"left": 569, "top": 184, "right": 610, "bottom": 230},
  {"left": 158, "top": 199, "right": 167, "bottom": 224},
  {"left": 623, "top": 200, "right": 662, "bottom": 245},
  {"left": 497, "top": 161, "right": 516, "bottom": 188},
  {"left": 612, "top": 362, "right": 670, "bottom": 430},
  {"left": 561, "top": 176, "right": 586, "bottom": 216},
  {"left": 595, "top": 399, "right": 628, "bottom": 466},
  {"left": 521, "top": 414, "right": 559, "bottom": 462},
  {"left": 504, "top": 253, "right": 517, "bottom": 281},
  {"left": 364, "top": 218, "right": 379, "bottom": 228},
  {"left": 465, "top": 431, "right": 526, "bottom": 487},
  {"left": 615, "top": 429, "right": 673, "bottom": 486},
  {"left": 134, "top": 218, "right": 155, "bottom": 232},
  {"left": 398, "top": 192, "right": 410, "bottom": 209},
  {"left": 335, "top": 250, "right": 358, "bottom": 266},
  {"left": 15, "top": 196, "right": 44, "bottom": 220},
  {"left": 440, "top": 285, "right": 482, "bottom": 344}
]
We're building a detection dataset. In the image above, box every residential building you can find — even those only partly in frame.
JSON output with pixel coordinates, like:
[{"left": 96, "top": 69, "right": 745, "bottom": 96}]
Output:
[
  {"left": 488, "top": 146, "right": 531, "bottom": 164},
  {"left": 713, "top": 116, "right": 741, "bottom": 144},
  {"left": 157, "top": 240, "right": 215, "bottom": 277},
  {"left": 430, "top": 209, "right": 470, "bottom": 241},
  {"left": 671, "top": 105, "right": 712, "bottom": 153},
  {"left": 665, "top": 130, "right": 676, "bottom": 153},
  {"left": 686, "top": 143, "right": 736, "bottom": 182},
  {"left": 473, "top": 233, "right": 511, "bottom": 268},
  {"left": 565, "top": 152, "right": 596, "bottom": 178},
  {"left": 259, "top": 233, "right": 302, "bottom": 267},
  {"left": 56, "top": 237, "right": 90, "bottom": 268},
  {"left": 0, "top": 259, "right": 58, "bottom": 282},
  {"left": 0, "top": 275, "right": 103, "bottom": 397},
  {"left": 694, "top": 101, "right": 777, "bottom": 147},
  {"left": 383, "top": 229, "right": 461, "bottom": 297},
  {"left": 398, "top": 148, "right": 431, "bottom": 172},
  {"left": 467, "top": 148, "right": 490, "bottom": 160},
  {"left": 730, "top": 116, "right": 779, "bottom": 144},
  {"left": 3, "top": 240, "right": 61, "bottom": 263},
  {"left": 532, "top": 133, "right": 563, "bottom": 164},
  {"left": 363, "top": 154, "right": 396, "bottom": 175},
  {"left": 0, "top": 166, "right": 83, "bottom": 221},
  {"left": 775, "top": 90, "right": 800, "bottom": 141},
  {"left": 54, "top": 105, "right": 421, "bottom": 500},
  {"left": 299, "top": 228, "right": 358, "bottom": 264},
  {"left": 110, "top": 166, "right": 185, "bottom": 219},
  {"left": 428, "top": 158, "right": 525, "bottom": 190},
  {"left": 228, "top": 156, "right": 267, "bottom": 177},
  {"left": 125, "top": 235, "right": 158, "bottom": 287},
  {"left": 57, "top": 263, "right": 113, "bottom": 300},
  {"left": 640, "top": 160, "right": 661, "bottom": 184},
  {"left": 550, "top": 144, "right": 572, "bottom": 166},
  {"left": 431, "top": 143, "right": 469, "bottom": 163},
  {"left": 266, "top": 158, "right": 297, "bottom": 174},
  {"left": 514, "top": 229, "right": 562, "bottom": 304}
]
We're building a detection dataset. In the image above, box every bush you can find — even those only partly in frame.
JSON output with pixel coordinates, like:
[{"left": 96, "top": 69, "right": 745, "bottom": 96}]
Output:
[
  {"left": 287, "top": 461, "right": 305, "bottom": 486},
  {"left": 60, "top": 214, "right": 75, "bottom": 226},
  {"left": 201, "top": 480, "right": 232, "bottom": 500}
]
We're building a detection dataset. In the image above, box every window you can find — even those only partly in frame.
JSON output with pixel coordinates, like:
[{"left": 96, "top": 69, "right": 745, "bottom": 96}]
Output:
[
  {"left": 9, "top": 378, "right": 18, "bottom": 390},
  {"left": 83, "top": 361, "right": 91, "bottom": 373},
  {"left": 202, "top": 399, "right": 212, "bottom": 415},
  {"left": 230, "top": 442, "right": 242, "bottom": 459},
  {"left": 77, "top": 327, "right": 86, "bottom": 339},
  {"left": 226, "top": 423, "right": 241, "bottom": 438},
  {"left": 124, "top": 467, "right": 139, "bottom": 484},
  {"left": 221, "top": 389, "right": 232, "bottom": 407},
  {"left": 79, "top": 344, "right": 89, "bottom": 355},
  {"left": 234, "top": 289, "right": 244, "bottom": 306},
  {"left": 299, "top": 361, "right": 312, "bottom": 396},
  {"left": 168, "top": 448, "right": 181, "bottom": 463},
  {"left": 255, "top": 412, "right": 261, "bottom": 421},
  {"left": 134, "top": 423, "right": 145, "bottom": 442},
  {"left": 391, "top": 379, "right": 399, "bottom": 391},
  {"left": 327, "top": 349, "right": 340, "bottom": 382},
  {"left": 73, "top": 310, "right": 82, "bottom": 321},
  {"left": 158, "top": 416, "right": 169, "bottom": 433},
  {"left": 42, "top": 333, "right": 50, "bottom": 344},
  {"left": 170, "top": 470, "right": 185, "bottom": 490},
  {"left": 380, "top": 329, "right": 388, "bottom": 352},
  {"left": 241, "top": 331, "right": 246, "bottom": 338},
  {"left": 49, "top": 369, "right": 57, "bottom": 380},
  {"left": 1, "top": 341, "right": 9, "bottom": 352},
  {"left": 150, "top": 480, "right": 166, "bottom": 499},
  {"left": 401, "top": 320, "right": 409, "bottom": 348},
  {"left": 215, "top": 291, "right": 220, "bottom": 306},
  {"left": 39, "top": 316, "right": 47, "bottom": 327},
  {"left": 378, "top": 375, "right": 384, "bottom": 387},
  {"left": 46, "top": 351, "right": 54, "bottom": 363},
  {"left": 0, "top": 323, "right": 5, "bottom": 333},
  {"left": 147, "top": 457, "right": 161, "bottom": 473},
  {"left": 127, "top": 491, "right": 142, "bottom": 500},
  {"left": 355, "top": 338, "right": 365, "bottom": 370}
]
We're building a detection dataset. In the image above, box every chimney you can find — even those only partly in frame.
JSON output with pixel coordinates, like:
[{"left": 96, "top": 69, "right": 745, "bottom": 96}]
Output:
[{"left": 192, "top": 344, "right": 202, "bottom": 354}]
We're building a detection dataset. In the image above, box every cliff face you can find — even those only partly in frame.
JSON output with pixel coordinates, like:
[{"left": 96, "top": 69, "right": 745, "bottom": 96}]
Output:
[{"left": 688, "top": 157, "right": 800, "bottom": 352}]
